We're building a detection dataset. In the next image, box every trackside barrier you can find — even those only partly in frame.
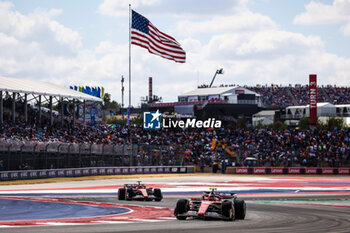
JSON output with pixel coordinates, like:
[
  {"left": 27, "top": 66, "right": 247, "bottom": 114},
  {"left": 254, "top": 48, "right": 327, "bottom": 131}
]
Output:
[
  {"left": 0, "top": 166, "right": 194, "bottom": 181},
  {"left": 226, "top": 167, "right": 350, "bottom": 175}
]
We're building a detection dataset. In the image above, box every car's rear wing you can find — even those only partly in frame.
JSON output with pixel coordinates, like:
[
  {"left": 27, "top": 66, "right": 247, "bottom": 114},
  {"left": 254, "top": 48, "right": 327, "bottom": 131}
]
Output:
[{"left": 203, "top": 191, "right": 237, "bottom": 198}]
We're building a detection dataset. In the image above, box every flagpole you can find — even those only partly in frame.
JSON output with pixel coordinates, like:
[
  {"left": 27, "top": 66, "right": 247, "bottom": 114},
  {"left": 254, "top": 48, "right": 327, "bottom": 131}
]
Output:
[
  {"left": 128, "top": 4, "right": 132, "bottom": 148},
  {"left": 128, "top": 4, "right": 131, "bottom": 126}
]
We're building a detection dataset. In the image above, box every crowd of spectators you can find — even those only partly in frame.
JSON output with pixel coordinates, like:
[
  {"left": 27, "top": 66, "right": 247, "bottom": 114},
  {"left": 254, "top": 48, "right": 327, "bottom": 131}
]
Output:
[
  {"left": 1, "top": 83, "right": 350, "bottom": 170},
  {"left": 245, "top": 84, "right": 350, "bottom": 108},
  {"left": 1, "top": 119, "right": 349, "bottom": 169},
  {"left": 249, "top": 86, "right": 294, "bottom": 107},
  {"left": 324, "top": 86, "right": 350, "bottom": 104}
]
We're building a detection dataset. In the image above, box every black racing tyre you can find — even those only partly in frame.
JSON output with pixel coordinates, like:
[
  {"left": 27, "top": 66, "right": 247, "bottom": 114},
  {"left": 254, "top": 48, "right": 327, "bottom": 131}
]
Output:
[
  {"left": 154, "top": 188, "right": 163, "bottom": 202},
  {"left": 174, "top": 199, "right": 189, "bottom": 220},
  {"left": 126, "top": 188, "right": 133, "bottom": 200},
  {"left": 222, "top": 201, "right": 234, "bottom": 221},
  {"left": 118, "top": 188, "right": 126, "bottom": 200},
  {"left": 234, "top": 199, "right": 246, "bottom": 220}
]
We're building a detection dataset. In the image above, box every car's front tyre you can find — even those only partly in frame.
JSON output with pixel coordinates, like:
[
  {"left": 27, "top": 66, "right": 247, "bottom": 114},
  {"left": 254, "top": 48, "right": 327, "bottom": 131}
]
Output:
[
  {"left": 118, "top": 188, "right": 126, "bottom": 200},
  {"left": 174, "top": 199, "right": 189, "bottom": 220},
  {"left": 234, "top": 199, "right": 246, "bottom": 220}
]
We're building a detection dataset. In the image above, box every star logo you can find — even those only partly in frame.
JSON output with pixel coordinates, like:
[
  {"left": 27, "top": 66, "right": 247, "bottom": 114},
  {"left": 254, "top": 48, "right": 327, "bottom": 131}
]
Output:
[
  {"left": 150, "top": 110, "right": 161, "bottom": 122},
  {"left": 143, "top": 110, "right": 161, "bottom": 129}
]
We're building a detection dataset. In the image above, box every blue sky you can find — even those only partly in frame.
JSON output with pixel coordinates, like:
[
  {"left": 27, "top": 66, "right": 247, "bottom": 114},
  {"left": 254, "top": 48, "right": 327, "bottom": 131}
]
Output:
[{"left": 1, "top": 0, "right": 350, "bottom": 106}]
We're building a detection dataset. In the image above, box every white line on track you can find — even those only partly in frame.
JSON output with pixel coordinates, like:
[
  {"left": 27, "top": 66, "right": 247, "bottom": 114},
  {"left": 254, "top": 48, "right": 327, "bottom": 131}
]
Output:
[
  {"left": 132, "top": 219, "right": 166, "bottom": 222},
  {"left": 41, "top": 222, "right": 86, "bottom": 226},
  {"left": 91, "top": 221, "right": 132, "bottom": 224}
]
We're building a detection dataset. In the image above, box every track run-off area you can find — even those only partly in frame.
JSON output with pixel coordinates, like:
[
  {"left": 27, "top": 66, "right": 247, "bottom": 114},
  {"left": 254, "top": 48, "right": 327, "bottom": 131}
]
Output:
[{"left": 0, "top": 174, "right": 349, "bottom": 233}]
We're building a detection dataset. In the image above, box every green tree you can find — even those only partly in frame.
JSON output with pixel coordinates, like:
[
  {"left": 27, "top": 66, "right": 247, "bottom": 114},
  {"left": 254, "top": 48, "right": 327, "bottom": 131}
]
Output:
[
  {"left": 103, "top": 93, "right": 111, "bottom": 104},
  {"left": 237, "top": 115, "right": 247, "bottom": 129},
  {"left": 298, "top": 117, "right": 310, "bottom": 130},
  {"left": 103, "top": 93, "right": 121, "bottom": 110},
  {"left": 326, "top": 117, "right": 344, "bottom": 130},
  {"left": 271, "top": 121, "right": 287, "bottom": 130}
]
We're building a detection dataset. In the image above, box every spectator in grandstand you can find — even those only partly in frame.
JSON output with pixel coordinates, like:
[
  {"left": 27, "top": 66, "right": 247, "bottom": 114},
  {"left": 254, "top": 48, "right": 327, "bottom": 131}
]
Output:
[{"left": 0, "top": 117, "right": 349, "bottom": 169}]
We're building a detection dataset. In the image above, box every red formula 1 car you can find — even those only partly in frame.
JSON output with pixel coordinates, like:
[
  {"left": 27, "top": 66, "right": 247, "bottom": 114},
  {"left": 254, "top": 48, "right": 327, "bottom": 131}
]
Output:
[
  {"left": 174, "top": 188, "right": 246, "bottom": 221},
  {"left": 118, "top": 181, "right": 163, "bottom": 201}
]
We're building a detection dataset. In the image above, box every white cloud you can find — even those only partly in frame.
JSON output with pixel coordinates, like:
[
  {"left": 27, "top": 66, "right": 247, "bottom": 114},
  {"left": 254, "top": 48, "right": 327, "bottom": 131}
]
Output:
[
  {"left": 340, "top": 22, "right": 350, "bottom": 36},
  {"left": 294, "top": 0, "right": 350, "bottom": 36},
  {"left": 294, "top": 0, "right": 350, "bottom": 25},
  {"left": 178, "top": 11, "right": 277, "bottom": 36},
  {"left": 98, "top": 0, "right": 247, "bottom": 18},
  {"left": 2, "top": 0, "right": 350, "bottom": 107},
  {"left": 98, "top": 0, "right": 160, "bottom": 17}
]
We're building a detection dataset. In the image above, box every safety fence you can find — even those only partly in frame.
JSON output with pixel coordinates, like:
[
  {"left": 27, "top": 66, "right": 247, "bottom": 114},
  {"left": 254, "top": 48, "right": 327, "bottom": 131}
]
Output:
[
  {"left": 0, "top": 166, "right": 194, "bottom": 181},
  {"left": 226, "top": 167, "right": 350, "bottom": 175},
  {"left": 0, "top": 141, "right": 185, "bottom": 171}
]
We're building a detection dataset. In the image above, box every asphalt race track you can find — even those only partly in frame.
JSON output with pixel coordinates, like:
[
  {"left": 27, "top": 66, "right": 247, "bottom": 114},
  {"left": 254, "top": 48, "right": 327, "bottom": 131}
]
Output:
[{"left": 0, "top": 175, "right": 349, "bottom": 233}]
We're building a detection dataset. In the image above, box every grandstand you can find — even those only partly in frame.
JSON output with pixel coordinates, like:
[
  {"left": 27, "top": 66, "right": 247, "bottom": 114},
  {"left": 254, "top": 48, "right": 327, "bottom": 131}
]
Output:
[
  {"left": 148, "top": 84, "right": 350, "bottom": 126},
  {"left": 0, "top": 76, "right": 102, "bottom": 126},
  {"left": 1, "top": 78, "right": 350, "bottom": 172},
  {"left": 246, "top": 84, "right": 350, "bottom": 108}
]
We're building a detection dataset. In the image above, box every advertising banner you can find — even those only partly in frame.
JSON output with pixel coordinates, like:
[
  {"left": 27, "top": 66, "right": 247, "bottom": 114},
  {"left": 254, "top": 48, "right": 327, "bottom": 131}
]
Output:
[
  {"left": 235, "top": 167, "right": 248, "bottom": 174},
  {"left": 309, "top": 74, "right": 317, "bottom": 125},
  {"left": 151, "top": 167, "right": 157, "bottom": 173},
  {"left": 270, "top": 167, "right": 284, "bottom": 174},
  {"left": 305, "top": 167, "right": 317, "bottom": 174},
  {"left": 106, "top": 168, "right": 114, "bottom": 175},
  {"left": 39, "top": 171, "right": 47, "bottom": 178},
  {"left": 253, "top": 167, "right": 266, "bottom": 174},
  {"left": 20, "top": 171, "right": 29, "bottom": 179},
  {"left": 10, "top": 172, "right": 19, "bottom": 179},
  {"left": 171, "top": 167, "right": 178, "bottom": 173},
  {"left": 338, "top": 168, "right": 350, "bottom": 175},
  {"left": 66, "top": 170, "right": 73, "bottom": 177},
  {"left": 90, "top": 169, "right": 98, "bottom": 175},
  {"left": 29, "top": 171, "right": 38, "bottom": 179},
  {"left": 180, "top": 167, "right": 187, "bottom": 173},
  {"left": 129, "top": 168, "right": 136, "bottom": 173},
  {"left": 322, "top": 168, "right": 334, "bottom": 174},
  {"left": 288, "top": 167, "right": 301, "bottom": 174},
  {"left": 74, "top": 169, "right": 82, "bottom": 177},
  {"left": 187, "top": 96, "right": 198, "bottom": 102},
  {"left": 82, "top": 169, "right": 90, "bottom": 176},
  {"left": 235, "top": 90, "right": 245, "bottom": 94}
]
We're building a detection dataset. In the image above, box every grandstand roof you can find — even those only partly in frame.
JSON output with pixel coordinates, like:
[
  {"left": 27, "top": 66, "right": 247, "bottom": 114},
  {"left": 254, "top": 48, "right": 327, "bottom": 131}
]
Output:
[
  {"left": 179, "top": 86, "right": 258, "bottom": 97},
  {"left": 287, "top": 102, "right": 335, "bottom": 109},
  {"left": 0, "top": 76, "right": 102, "bottom": 102}
]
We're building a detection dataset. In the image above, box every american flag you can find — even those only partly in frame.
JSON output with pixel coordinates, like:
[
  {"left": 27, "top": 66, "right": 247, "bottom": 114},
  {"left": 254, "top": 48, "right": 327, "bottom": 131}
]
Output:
[{"left": 131, "top": 10, "right": 186, "bottom": 63}]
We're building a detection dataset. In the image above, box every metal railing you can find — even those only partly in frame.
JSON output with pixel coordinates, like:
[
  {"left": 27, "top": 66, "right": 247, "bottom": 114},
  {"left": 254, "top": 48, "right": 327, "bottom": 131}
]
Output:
[{"left": 0, "top": 140, "right": 184, "bottom": 171}]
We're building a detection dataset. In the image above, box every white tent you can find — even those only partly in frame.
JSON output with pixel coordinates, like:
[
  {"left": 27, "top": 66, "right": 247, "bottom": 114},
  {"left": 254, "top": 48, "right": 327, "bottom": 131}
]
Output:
[
  {"left": 0, "top": 76, "right": 102, "bottom": 102},
  {"left": 305, "top": 102, "right": 336, "bottom": 117},
  {"left": 0, "top": 76, "right": 102, "bottom": 125},
  {"left": 286, "top": 102, "right": 336, "bottom": 118}
]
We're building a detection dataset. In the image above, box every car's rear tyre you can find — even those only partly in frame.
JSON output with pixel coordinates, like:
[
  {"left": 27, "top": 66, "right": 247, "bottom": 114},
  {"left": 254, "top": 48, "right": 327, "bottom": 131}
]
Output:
[
  {"left": 154, "top": 188, "right": 163, "bottom": 202},
  {"left": 174, "top": 199, "right": 189, "bottom": 220},
  {"left": 222, "top": 201, "right": 234, "bottom": 221},
  {"left": 126, "top": 188, "right": 133, "bottom": 201},
  {"left": 118, "top": 188, "right": 126, "bottom": 200},
  {"left": 234, "top": 199, "right": 246, "bottom": 220}
]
